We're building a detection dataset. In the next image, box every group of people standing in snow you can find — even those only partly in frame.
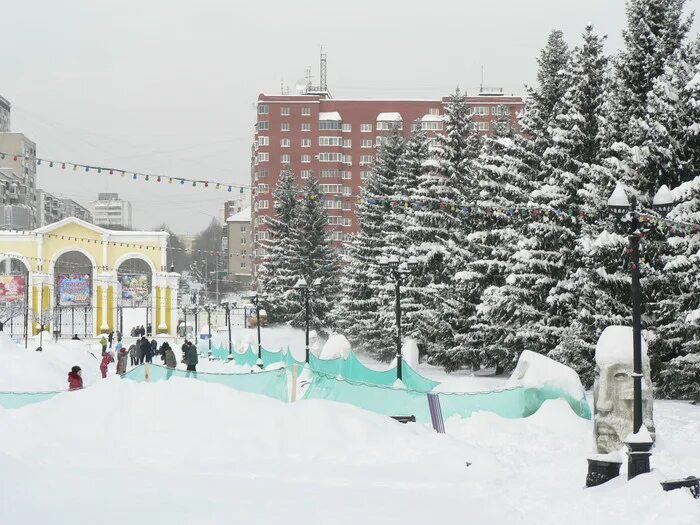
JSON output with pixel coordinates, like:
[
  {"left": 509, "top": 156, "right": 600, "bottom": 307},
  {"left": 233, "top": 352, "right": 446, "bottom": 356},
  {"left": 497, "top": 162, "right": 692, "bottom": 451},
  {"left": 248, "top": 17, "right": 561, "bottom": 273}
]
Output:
[{"left": 68, "top": 336, "right": 199, "bottom": 390}]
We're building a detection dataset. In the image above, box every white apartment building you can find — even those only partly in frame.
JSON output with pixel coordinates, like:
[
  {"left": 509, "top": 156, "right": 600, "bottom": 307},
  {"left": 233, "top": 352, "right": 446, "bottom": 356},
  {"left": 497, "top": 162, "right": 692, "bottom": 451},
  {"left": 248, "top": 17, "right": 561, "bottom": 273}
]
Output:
[
  {"left": 89, "top": 193, "right": 133, "bottom": 229},
  {"left": 0, "top": 132, "right": 38, "bottom": 229}
]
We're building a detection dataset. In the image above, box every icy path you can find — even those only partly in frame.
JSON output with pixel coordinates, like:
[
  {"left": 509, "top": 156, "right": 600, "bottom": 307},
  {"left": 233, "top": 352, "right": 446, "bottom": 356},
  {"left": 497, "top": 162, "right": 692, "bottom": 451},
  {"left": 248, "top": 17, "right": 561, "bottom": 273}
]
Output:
[{"left": 0, "top": 378, "right": 698, "bottom": 525}]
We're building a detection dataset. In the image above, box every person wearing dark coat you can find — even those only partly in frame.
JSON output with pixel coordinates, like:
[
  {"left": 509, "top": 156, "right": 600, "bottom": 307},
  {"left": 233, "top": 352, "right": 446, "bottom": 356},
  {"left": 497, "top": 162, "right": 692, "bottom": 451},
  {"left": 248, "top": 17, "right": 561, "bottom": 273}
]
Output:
[
  {"left": 139, "top": 336, "right": 152, "bottom": 364},
  {"left": 185, "top": 342, "right": 198, "bottom": 377},
  {"left": 163, "top": 343, "right": 177, "bottom": 379},
  {"left": 181, "top": 340, "right": 189, "bottom": 362},
  {"left": 108, "top": 331, "right": 114, "bottom": 348},
  {"left": 150, "top": 339, "right": 157, "bottom": 358}
]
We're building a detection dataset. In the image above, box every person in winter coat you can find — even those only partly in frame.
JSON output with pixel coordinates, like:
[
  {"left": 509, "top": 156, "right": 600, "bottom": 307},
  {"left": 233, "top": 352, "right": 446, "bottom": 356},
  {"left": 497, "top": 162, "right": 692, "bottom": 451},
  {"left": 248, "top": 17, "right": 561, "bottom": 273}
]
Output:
[
  {"left": 150, "top": 339, "right": 158, "bottom": 359},
  {"left": 108, "top": 331, "right": 114, "bottom": 348},
  {"left": 100, "top": 335, "right": 108, "bottom": 354},
  {"left": 99, "top": 351, "right": 114, "bottom": 378},
  {"left": 116, "top": 345, "right": 128, "bottom": 375},
  {"left": 140, "top": 336, "right": 152, "bottom": 364},
  {"left": 68, "top": 366, "right": 83, "bottom": 390},
  {"left": 163, "top": 343, "right": 177, "bottom": 379},
  {"left": 129, "top": 344, "right": 138, "bottom": 366},
  {"left": 181, "top": 340, "right": 189, "bottom": 362},
  {"left": 185, "top": 342, "right": 198, "bottom": 377}
]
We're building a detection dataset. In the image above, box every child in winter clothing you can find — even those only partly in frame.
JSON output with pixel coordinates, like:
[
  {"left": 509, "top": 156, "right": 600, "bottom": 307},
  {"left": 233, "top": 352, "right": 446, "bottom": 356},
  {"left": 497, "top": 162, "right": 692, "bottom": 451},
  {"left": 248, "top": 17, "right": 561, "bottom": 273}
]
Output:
[
  {"left": 100, "top": 335, "right": 108, "bottom": 354},
  {"left": 116, "top": 346, "right": 128, "bottom": 375},
  {"left": 68, "top": 366, "right": 83, "bottom": 390},
  {"left": 100, "top": 351, "right": 114, "bottom": 378}
]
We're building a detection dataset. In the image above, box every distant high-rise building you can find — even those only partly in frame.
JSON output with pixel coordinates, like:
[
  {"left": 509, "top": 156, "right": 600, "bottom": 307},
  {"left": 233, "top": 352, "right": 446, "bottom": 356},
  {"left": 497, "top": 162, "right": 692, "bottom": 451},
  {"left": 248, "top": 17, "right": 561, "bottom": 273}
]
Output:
[
  {"left": 36, "top": 190, "right": 93, "bottom": 226},
  {"left": 226, "top": 207, "right": 252, "bottom": 287},
  {"left": 89, "top": 192, "right": 133, "bottom": 229},
  {"left": 0, "top": 132, "right": 37, "bottom": 229},
  {"left": 0, "top": 95, "right": 10, "bottom": 132}
]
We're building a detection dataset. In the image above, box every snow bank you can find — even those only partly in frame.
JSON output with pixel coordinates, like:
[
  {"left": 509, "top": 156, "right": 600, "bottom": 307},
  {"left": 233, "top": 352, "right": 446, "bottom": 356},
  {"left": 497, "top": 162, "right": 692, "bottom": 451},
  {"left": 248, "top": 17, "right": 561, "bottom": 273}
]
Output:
[
  {"left": 505, "top": 350, "right": 586, "bottom": 401},
  {"left": 596, "top": 326, "right": 649, "bottom": 367},
  {"left": 401, "top": 337, "right": 419, "bottom": 369},
  {"left": 0, "top": 334, "right": 101, "bottom": 391},
  {"left": 320, "top": 333, "right": 351, "bottom": 359}
]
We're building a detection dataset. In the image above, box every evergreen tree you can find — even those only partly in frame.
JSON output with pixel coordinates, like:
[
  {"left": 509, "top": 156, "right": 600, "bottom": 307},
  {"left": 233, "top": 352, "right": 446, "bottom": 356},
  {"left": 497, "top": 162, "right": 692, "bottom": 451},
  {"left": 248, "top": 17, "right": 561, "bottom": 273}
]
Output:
[
  {"left": 256, "top": 169, "right": 302, "bottom": 324},
  {"left": 289, "top": 176, "right": 341, "bottom": 336},
  {"left": 335, "top": 129, "right": 404, "bottom": 357}
]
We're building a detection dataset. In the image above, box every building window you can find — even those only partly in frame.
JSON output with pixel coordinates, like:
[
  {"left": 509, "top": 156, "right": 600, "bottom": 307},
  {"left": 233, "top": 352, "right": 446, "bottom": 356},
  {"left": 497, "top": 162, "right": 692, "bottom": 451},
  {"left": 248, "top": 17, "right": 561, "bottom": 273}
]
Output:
[
  {"left": 319, "top": 136, "right": 343, "bottom": 147},
  {"left": 342, "top": 200, "right": 352, "bottom": 211},
  {"left": 258, "top": 135, "right": 269, "bottom": 146},
  {"left": 422, "top": 121, "right": 443, "bottom": 131},
  {"left": 375, "top": 136, "right": 385, "bottom": 147},
  {"left": 301, "top": 122, "right": 311, "bottom": 132},
  {"left": 300, "top": 170, "right": 311, "bottom": 179},
  {"left": 429, "top": 108, "right": 440, "bottom": 115},
  {"left": 301, "top": 154, "right": 311, "bottom": 163},
  {"left": 473, "top": 121, "right": 490, "bottom": 131},
  {"left": 281, "top": 154, "right": 290, "bottom": 163},
  {"left": 280, "top": 138, "right": 290, "bottom": 147},
  {"left": 341, "top": 171, "right": 352, "bottom": 180},
  {"left": 360, "top": 170, "right": 369, "bottom": 180},
  {"left": 258, "top": 104, "right": 269, "bottom": 114},
  {"left": 281, "top": 122, "right": 290, "bottom": 131},
  {"left": 376, "top": 121, "right": 403, "bottom": 131},
  {"left": 257, "top": 152, "right": 269, "bottom": 163},
  {"left": 302, "top": 106, "right": 311, "bottom": 115},
  {"left": 257, "top": 120, "right": 269, "bottom": 130},
  {"left": 257, "top": 169, "right": 268, "bottom": 178},
  {"left": 257, "top": 183, "right": 269, "bottom": 193},
  {"left": 320, "top": 184, "right": 341, "bottom": 194},
  {"left": 361, "top": 123, "right": 372, "bottom": 132},
  {"left": 342, "top": 139, "right": 352, "bottom": 148},
  {"left": 491, "top": 106, "right": 511, "bottom": 116},
  {"left": 240, "top": 226, "right": 247, "bottom": 232},
  {"left": 318, "top": 152, "right": 344, "bottom": 162},
  {"left": 321, "top": 169, "right": 339, "bottom": 178},
  {"left": 256, "top": 231, "right": 270, "bottom": 241},
  {"left": 301, "top": 138, "right": 311, "bottom": 147},
  {"left": 324, "top": 200, "right": 342, "bottom": 209},
  {"left": 241, "top": 237, "right": 247, "bottom": 245},
  {"left": 360, "top": 155, "right": 374, "bottom": 165},
  {"left": 281, "top": 106, "right": 290, "bottom": 116},
  {"left": 473, "top": 106, "right": 489, "bottom": 116},
  {"left": 342, "top": 123, "right": 352, "bottom": 132},
  {"left": 319, "top": 120, "right": 342, "bottom": 130},
  {"left": 361, "top": 139, "right": 373, "bottom": 148},
  {"left": 257, "top": 200, "right": 269, "bottom": 210},
  {"left": 240, "top": 261, "right": 247, "bottom": 269},
  {"left": 342, "top": 186, "right": 352, "bottom": 196}
]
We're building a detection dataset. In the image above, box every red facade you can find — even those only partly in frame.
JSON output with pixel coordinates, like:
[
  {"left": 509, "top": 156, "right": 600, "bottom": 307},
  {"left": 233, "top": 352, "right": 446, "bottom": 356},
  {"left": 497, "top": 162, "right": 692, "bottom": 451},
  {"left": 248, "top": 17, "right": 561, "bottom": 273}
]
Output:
[{"left": 252, "top": 93, "right": 524, "bottom": 261}]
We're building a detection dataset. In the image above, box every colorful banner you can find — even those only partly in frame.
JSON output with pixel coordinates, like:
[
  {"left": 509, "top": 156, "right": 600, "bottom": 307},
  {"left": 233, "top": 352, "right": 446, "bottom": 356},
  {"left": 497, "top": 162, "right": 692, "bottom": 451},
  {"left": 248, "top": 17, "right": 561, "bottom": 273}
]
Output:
[
  {"left": 120, "top": 274, "right": 149, "bottom": 305},
  {"left": 57, "top": 274, "right": 91, "bottom": 306},
  {"left": 0, "top": 275, "right": 26, "bottom": 303}
]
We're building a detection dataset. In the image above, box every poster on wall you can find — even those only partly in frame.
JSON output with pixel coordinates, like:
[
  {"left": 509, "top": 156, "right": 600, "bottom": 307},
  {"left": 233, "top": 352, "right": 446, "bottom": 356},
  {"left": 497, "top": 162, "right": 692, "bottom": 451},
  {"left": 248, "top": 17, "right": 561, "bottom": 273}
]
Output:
[
  {"left": 57, "top": 274, "right": 91, "bottom": 306},
  {"left": 120, "top": 274, "right": 149, "bottom": 306},
  {"left": 0, "top": 275, "right": 26, "bottom": 303}
]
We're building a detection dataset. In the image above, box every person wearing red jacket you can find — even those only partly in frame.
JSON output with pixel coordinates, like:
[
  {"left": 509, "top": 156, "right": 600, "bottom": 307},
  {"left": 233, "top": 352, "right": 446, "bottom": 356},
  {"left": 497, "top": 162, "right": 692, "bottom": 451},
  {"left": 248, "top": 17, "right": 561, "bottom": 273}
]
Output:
[
  {"left": 68, "top": 366, "right": 83, "bottom": 390},
  {"left": 100, "top": 351, "right": 114, "bottom": 378}
]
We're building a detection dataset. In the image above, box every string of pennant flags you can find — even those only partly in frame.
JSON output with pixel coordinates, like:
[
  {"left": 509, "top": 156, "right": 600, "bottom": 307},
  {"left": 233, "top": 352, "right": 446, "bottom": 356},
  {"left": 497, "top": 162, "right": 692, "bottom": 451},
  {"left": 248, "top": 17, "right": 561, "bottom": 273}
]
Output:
[{"left": 0, "top": 151, "right": 250, "bottom": 193}]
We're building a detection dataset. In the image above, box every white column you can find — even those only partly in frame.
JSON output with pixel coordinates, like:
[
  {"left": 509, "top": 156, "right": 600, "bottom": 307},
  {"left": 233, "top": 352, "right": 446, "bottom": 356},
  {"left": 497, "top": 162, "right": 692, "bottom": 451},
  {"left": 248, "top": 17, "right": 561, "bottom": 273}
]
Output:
[
  {"left": 155, "top": 273, "right": 167, "bottom": 332},
  {"left": 167, "top": 271, "right": 180, "bottom": 336}
]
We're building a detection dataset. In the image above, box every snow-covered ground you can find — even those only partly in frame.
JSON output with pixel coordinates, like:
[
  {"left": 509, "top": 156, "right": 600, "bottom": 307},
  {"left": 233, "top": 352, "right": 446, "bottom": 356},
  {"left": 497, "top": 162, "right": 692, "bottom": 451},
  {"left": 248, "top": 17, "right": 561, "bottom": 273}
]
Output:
[
  {"left": 0, "top": 378, "right": 698, "bottom": 525},
  {"left": 1, "top": 333, "right": 698, "bottom": 524}
]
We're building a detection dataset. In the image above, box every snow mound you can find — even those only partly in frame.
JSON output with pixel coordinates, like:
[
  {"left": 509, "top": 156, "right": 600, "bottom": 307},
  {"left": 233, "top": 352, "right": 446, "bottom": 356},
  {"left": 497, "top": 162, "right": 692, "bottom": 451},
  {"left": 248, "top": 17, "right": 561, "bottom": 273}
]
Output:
[
  {"left": 401, "top": 337, "right": 419, "bottom": 369},
  {"left": 0, "top": 335, "right": 101, "bottom": 391},
  {"left": 320, "top": 333, "right": 352, "bottom": 360},
  {"left": 505, "top": 350, "right": 586, "bottom": 401},
  {"left": 596, "top": 326, "right": 649, "bottom": 366}
]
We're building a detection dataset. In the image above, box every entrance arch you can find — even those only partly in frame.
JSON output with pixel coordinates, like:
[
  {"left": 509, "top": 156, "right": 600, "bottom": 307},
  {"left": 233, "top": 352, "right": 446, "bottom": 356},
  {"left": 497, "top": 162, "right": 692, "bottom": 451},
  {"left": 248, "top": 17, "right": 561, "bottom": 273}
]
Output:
[
  {"left": 0, "top": 254, "right": 31, "bottom": 341},
  {"left": 116, "top": 256, "right": 154, "bottom": 337},
  {"left": 52, "top": 250, "right": 95, "bottom": 339}
]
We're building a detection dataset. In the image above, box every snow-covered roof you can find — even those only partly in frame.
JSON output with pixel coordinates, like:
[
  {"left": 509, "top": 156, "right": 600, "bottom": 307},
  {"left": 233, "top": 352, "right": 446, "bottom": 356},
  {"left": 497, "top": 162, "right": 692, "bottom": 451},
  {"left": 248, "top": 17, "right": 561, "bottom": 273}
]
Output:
[
  {"left": 226, "top": 207, "right": 251, "bottom": 223},
  {"left": 418, "top": 114, "right": 444, "bottom": 122},
  {"left": 318, "top": 111, "right": 342, "bottom": 121},
  {"left": 376, "top": 112, "right": 403, "bottom": 122}
]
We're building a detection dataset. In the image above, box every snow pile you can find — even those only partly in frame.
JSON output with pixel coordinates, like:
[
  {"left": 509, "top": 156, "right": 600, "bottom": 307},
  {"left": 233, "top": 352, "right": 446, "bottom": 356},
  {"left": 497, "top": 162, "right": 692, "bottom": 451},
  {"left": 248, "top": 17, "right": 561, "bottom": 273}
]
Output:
[
  {"left": 0, "top": 334, "right": 101, "bottom": 391},
  {"left": 596, "top": 326, "right": 649, "bottom": 366},
  {"left": 505, "top": 350, "right": 586, "bottom": 401},
  {"left": 319, "top": 333, "right": 351, "bottom": 359},
  {"left": 401, "top": 337, "right": 419, "bottom": 369}
]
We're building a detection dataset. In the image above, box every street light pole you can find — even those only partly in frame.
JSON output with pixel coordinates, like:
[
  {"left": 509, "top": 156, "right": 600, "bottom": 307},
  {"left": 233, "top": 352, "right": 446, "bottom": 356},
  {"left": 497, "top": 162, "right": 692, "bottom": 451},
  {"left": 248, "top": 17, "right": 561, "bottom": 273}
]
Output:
[
  {"left": 294, "top": 277, "right": 321, "bottom": 364},
  {"left": 607, "top": 183, "right": 675, "bottom": 479},
  {"left": 205, "top": 305, "right": 212, "bottom": 358},
  {"left": 221, "top": 301, "right": 233, "bottom": 360},
  {"left": 254, "top": 293, "right": 262, "bottom": 368},
  {"left": 379, "top": 255, "right": 418, "bottom": 382}
]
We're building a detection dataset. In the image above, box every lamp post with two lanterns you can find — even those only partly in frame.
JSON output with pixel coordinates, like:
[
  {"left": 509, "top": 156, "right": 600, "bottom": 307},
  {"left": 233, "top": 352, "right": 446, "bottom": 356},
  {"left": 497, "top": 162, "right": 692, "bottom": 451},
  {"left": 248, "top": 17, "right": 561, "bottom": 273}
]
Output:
[
  {"left": 294, "top": 277, "right": 322, "bottom": 364},
  {"left": 606, "top": 182, "right": 675, "bottom": 479},
  {"left": 378, "top": 255, "right": 418, "bottom": 382}
]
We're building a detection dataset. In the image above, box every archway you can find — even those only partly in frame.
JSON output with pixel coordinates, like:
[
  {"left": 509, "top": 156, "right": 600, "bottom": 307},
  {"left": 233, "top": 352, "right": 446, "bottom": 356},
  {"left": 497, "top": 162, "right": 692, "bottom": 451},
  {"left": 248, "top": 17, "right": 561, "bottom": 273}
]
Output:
[
  {"left": 116, "top": 257, "right": 154, "bottom": 337},
  {"left": 0, "top": 255, "right": 30, "bottom": 342},
  {"left": 53, "top": 250, "right": 94, "bottom": 338}
]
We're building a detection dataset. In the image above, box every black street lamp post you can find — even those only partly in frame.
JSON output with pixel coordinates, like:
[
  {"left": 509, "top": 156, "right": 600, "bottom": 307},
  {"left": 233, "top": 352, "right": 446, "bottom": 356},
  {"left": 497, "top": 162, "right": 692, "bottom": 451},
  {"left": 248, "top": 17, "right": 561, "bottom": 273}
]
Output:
[
  {"left": 607, "top": 182, "right": 674, "bottom": 479},
  {"left": 221, "top": 301, "right": 234, "bottom": 360},
  {"left": 294, "top": 277, "right": 322, "bottom": 364},
  {"left": 378, "top": 255, "right": 418, "bottom": 381},
  {"left": 246, "top": 292, "right": 263, "bottom": 368},
  {"left": 204, "top": 304, "right": 212, "bottom": 359}
]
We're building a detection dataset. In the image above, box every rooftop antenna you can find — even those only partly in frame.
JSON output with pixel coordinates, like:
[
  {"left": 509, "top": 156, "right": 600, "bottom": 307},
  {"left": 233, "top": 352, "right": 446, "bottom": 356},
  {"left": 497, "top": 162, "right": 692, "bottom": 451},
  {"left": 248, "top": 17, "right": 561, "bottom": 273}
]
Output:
[
  {"left": 320, "top": 46, "right": 327, "bottom": 92},
  {"left": 480, "top": 65, "right": 484, "bottom": 93},
  {"left": 305, "top": 66, "right": 312, "bottom": 89}
]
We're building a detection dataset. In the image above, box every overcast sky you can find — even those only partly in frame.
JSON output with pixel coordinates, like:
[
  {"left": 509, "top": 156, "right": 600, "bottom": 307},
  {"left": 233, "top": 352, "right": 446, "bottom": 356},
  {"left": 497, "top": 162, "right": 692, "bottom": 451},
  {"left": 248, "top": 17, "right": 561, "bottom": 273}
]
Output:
[{"left": 2, "top": 0, "right": 698, "bottom": 233}]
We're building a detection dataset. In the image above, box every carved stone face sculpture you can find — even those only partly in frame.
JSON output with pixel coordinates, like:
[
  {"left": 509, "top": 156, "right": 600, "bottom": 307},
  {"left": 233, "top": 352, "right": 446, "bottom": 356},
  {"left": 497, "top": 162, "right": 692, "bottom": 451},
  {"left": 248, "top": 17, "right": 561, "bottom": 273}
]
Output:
[{"left": 593, "top": 326, "right": 655, "bottom": 454}]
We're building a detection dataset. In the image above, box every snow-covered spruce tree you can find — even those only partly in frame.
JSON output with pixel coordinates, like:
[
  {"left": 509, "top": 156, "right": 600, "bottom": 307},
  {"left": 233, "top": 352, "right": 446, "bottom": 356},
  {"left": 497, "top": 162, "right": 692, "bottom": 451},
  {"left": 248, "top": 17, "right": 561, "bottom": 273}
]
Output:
[
  {"left": 410, "top": 90, "right": 482, "bottom": 369},
  {"left": 288, "top": 176, "right": 341, "bottom": 337},
  {"left": 474, "top": 32, "right": 571, "bottom": 372},
  {"left": 335, "top": 129, "right": 404, "bottom": 358},
  {"left": 256, "top": 169, "right": 302, "bottom": 324},
  {"left": 681, "top": 39, "right": 700, "bottom": 177},
  {"left": 386, "top": 129, "right": 430, "bottom": 349}
]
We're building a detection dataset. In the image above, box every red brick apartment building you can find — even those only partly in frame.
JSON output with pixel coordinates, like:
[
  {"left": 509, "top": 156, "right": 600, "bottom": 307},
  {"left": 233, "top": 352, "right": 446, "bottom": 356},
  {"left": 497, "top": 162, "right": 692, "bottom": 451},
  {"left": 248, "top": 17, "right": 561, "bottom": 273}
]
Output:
[{"left": 251, "top": 90, "right": 524, "bottom": 263}]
